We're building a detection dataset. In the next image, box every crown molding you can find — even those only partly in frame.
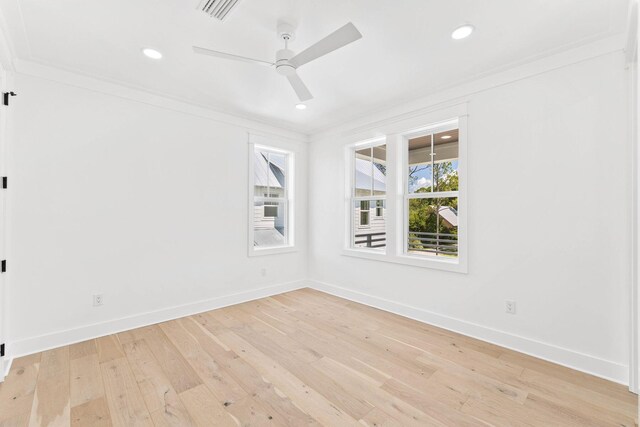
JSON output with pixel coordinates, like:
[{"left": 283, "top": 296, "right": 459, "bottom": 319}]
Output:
[
  {"left": 309, "top": 34, "right": 626, "bottom": 142},
  {"left": 0, "top": 2, "right": 627, "bottom": 143},
  {"left": 12, "top": 58, "right": 310, "bottom": 143}
]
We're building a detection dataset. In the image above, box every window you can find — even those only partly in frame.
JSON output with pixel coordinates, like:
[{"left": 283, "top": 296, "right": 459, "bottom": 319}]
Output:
[
  {"left": 249, "top": 144, "right": 294, "bottom": 254},
  {"left": 350, "top": 142, "right": 386, "bottom": 250},
  {"left": 343, "top": 107, "right": 467, "bottom": 273},
  {"left": 264, "top": 205, "right": 278, "bottom": 218},
  {"left": 406, "top": 125, "right": 459, "bottom": 258},
  {"left": 376, "top": 200, "right": 384, "bottom": 217},
  {"left": 360, "top": 201, "right": 370, "bottom": 225}
]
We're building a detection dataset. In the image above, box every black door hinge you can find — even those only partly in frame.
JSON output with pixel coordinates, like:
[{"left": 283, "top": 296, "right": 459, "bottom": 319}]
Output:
[
  {"left": 3, "top": 91, "right": 16, "bottom": 106},
  {"left": 0, "top": 343, "right": 5, "bottom": 357},
  {"left": 2, "top": 177, "right": 6, "bottom": 189},
  {"left": 1, "top": 260, "right": 5, "bottom": 273}
]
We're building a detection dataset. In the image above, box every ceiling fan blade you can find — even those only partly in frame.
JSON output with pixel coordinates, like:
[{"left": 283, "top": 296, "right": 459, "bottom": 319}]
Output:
[
  {"left": 287, "top": 73, "right": 313, "bottom": 102},
  {"left": 289, "top": 22, "right": 362, "bottom": 68},
  {"left": 192, "top": 46, "right": 274, "bottom": 66}
]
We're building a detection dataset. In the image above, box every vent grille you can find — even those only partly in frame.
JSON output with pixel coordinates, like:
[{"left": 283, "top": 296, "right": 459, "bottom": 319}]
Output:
[{"left": 198, "top": 0, "right": 243, "bottom": 21}]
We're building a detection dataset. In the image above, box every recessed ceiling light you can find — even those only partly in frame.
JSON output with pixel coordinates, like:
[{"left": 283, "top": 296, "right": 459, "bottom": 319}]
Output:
[
  {"left": 441, "top": 135, "right": 452, "bottom": 140},
  {"left": 451, "top": 25, "right": 474, "bottom": 40},
  {"left": 142, "top": 48, "right": 163, "bottom": 59},
  {"left": 296, "top": 103, "right": 307, "bottom": 110}
]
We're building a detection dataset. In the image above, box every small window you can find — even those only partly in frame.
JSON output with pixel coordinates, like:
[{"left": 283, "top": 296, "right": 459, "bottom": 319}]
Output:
[
  {"left": 376, "top": 200, "right": 384, "bottom": 217},
  {"left": 350, "top": 142, "right": 386, "bottom": 250},
  {"left": 250, "top": 144, "right": 294, "bottom": 253},
  {"left": 360, "top": 201, "right": 370, "bottom": 226},
  {"left": 264, "top": 205, "right": 278, "bottom": 218}
]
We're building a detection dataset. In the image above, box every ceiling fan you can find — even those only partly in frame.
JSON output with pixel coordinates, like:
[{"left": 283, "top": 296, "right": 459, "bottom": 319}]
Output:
[{"left": 192, "top": 22, "right": 363, "bottom": 102}]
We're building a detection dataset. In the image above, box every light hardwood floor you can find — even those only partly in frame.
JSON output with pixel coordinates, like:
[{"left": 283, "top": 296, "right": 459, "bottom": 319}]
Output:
[{"left": 0, "top": 288, "right": 637, "bottom": 426}]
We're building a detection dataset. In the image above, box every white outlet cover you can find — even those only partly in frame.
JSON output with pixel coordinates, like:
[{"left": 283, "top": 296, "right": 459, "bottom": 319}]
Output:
[{"left": 506, "top": 300, "right": 516, "bottom": 314}]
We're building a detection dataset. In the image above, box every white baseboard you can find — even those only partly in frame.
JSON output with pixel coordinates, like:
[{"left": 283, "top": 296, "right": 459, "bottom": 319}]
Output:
[
  {"left": 10, "top": 280, "right": 307, "bottom": 359},
  {"left": 6, "top": 278, "right": 630, "bottom": 388},
  {"left": 309, "top": 280, "right": 630, "bottom": 387},
  {"left": 0, "top": 357, "right": 12, "bottom": 382}
]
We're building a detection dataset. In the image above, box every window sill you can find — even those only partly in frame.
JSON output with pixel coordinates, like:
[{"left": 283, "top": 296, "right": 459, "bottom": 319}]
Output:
[
  {"left": 249, "top": 246, "right": 298, "bottom": 257},
  {"left": 342, "top": 248, "right": 467, "bottom": 273}
]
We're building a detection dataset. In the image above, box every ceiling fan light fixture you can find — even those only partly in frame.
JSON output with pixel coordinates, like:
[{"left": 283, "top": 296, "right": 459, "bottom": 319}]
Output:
[
  {"left": 451, "top": 24, "right": 474, "bottom": 40},
  {"left": 192, "top": 21, "right": 363, "bottom": 103},
  {"left": 295, "top": 103, "right": 307, "bottom": 110},
  {"left": 142, "top": 48, "right": 163, "bottom": 59}
]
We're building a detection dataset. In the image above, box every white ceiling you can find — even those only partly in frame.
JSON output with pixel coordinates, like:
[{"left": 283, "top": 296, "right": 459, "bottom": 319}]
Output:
[{"left": 0, "top": 0, "right": 630, "bottom": 133}]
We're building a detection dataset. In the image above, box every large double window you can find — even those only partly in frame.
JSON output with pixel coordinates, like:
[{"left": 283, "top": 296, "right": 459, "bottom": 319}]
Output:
[
  {"left": 346, "top": 114, "right": 466, "bottom": 272},
  {"left": 249, "top": 143, "right": 294, "bottom": 255}
]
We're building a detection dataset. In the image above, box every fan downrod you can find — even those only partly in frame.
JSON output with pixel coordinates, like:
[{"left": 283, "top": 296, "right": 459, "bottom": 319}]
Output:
[{"left": 276, "top": 22, "right": 296, "bottom": 76}]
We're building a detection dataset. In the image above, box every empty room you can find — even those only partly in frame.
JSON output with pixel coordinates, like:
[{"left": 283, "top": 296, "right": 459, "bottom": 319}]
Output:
[{"left": 0, "top": 0, "right": 638, "bottom": 425}]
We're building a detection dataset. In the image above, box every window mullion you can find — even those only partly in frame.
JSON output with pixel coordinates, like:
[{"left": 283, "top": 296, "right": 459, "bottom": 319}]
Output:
[
  {"left": 430, "top": 134, "right": 435, "bottom": 192},
  {"left": 352, "top": 195, "right": 386, "bottom": 202},
  {"left": 266, "top": 152, "right": 271, "bottom": 198},
  {"left": 407, "top": 191, "right": 458, "bottom": 200},
  {"left": 370, "top": 146, "right": 374, "bottom": 197}
]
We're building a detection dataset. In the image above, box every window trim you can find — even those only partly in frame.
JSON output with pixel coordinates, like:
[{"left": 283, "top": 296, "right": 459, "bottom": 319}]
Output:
[
  {"left": 342, "top": 108, "right": 468, "bottom": 273},
  {"left": 248, "top": 141, "right": 296, "bottom": 257}
]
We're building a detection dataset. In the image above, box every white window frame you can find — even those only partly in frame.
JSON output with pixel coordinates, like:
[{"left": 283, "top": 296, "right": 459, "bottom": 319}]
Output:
[
  {"left": 248, "top": 139, "right": 296, "bottom": 256},
  {"left": 402, "top": 121, "right": 461, "bottom": 260},
  {"left": 342, "top": 104, "right": 468, "bottom": 273},
  {"left": 346, "top": 138, "right": 387, "bottom": 252}
]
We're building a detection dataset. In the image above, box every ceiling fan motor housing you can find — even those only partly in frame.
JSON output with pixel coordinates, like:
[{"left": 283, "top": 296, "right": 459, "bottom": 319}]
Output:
[{"left": 275, "top": 49, "right": 296, "bottom": 76}]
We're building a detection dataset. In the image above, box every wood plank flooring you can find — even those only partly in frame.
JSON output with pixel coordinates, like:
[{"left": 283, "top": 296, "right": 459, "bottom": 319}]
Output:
[{"left": 0, "top": 288, "right": 637, "bottom": 426}]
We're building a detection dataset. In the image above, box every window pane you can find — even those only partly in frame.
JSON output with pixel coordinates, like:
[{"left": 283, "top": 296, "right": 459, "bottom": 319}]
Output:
[
  {"left": 353, "top": 199, "right": 385, "bottom": 250},
  {"left": 408, "top": 197, "right": 458, "bottom": 257},
  {"left": 408, "top": 135, "right": 433, "bottom": 194},
  {"left": 268, "top": 152, "right": 287, "bottom": 195},
  {"left": 253, "top": 200, "right": 287, "bottom": 248},
  {"left": 372, "top": 145, "right": 386, "bottom": 196},
  {"left": 355, "top": 147, "right": 372, "bottom": 197},
  {"left": 433, "top": 130, "right": 459, "bottom": 192},
  {"left": 254, "top": 150, "right": 286, "bottom": 198},
  {"left": 354, "top": 144, "right": 387, "bottom": 197},
  {"left": 254, "top": 150, "right": 270, "bottom": 197},
  {"left": 408, "top": 129, "right": 459, "bottom": 193}
]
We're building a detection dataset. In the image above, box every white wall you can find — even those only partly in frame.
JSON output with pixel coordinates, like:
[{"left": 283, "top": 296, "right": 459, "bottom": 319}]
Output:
[
  {"left": 6, "top": 73, "right": 308, "bottom": 356},
  {"left": 309, "top": 52, "right": 631, "bottom": 384}
]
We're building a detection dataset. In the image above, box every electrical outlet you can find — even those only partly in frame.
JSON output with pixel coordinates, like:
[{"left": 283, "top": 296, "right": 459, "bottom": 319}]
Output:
[
  {"left": 93, "top": 294, "right": 104, "bottom": 307},
  {"left": 505, "top": 300, "right": 516, "bottom": 314},
  {"left": 261, "top": 268, "right": 267, "bottom": 277}
]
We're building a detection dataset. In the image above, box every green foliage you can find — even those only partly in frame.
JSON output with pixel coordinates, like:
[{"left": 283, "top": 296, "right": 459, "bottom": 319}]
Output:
[{"left": 408, "top": 161, "right": 459, "bottom": 252}]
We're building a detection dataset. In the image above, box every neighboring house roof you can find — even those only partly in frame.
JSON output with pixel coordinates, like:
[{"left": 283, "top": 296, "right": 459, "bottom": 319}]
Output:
[
  {"left": 438, "top": 206, "right": 458, "bottom": 227},
  {"left": 254, "top": 151, "right": 285, "bottom": 188},
  {"left": 355, "top": 158, "right": 386, "bottom": 192}
]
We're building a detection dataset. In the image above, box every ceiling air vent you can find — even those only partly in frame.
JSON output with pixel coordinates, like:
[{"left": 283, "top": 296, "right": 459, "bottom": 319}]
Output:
[{"left": 198, "top": 0, "right": 243, "bottom": 21}]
